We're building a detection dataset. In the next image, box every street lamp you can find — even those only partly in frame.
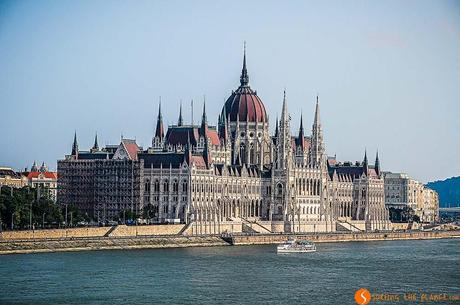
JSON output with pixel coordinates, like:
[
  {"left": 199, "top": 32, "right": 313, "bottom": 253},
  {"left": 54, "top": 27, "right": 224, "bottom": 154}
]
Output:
[{"left": 65, "top": 204, "right": 68, "bottom": 227}]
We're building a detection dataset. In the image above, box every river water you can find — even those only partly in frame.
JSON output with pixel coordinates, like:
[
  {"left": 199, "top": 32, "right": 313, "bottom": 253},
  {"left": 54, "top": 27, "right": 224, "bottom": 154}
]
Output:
[{"left": 0, "top": 239, "right": 459, "bottom": 305}]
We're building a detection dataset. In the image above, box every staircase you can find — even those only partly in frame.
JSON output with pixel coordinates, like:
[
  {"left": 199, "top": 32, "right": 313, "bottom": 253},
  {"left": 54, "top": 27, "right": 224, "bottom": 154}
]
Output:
[
  {"left": 336, "top": 220, "right": 363, "bottom": 232},
  {"left": 103, "top": 225, "right": 118, "bottom": 237},
  {"left": 240, "top": 217, "right": 272, "bottom": 234},
  {"left": 179, "top": 221, "right": 195, "bottom": 236}
]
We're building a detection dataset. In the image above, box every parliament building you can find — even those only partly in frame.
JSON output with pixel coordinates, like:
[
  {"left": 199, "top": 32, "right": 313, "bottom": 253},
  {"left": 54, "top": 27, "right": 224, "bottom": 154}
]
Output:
[{"left": 57, "top": 50, "right": 391, "bottom": 233}]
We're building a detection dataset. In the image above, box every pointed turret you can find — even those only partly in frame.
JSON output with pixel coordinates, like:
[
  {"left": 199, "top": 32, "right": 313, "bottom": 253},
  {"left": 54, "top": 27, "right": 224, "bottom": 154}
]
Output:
[
  {"left": 281, "top": 90, "right": 288, "bottom": 123},
  {"left": 155, "top": 101, "right": 164, "bottom": 140},
  {"left": 363, "top": 149, "right": 368, "bottom": 173},
  {"left": 71, "top": 131, "right": 79, "bottom": 158},
  {"left": 278, "top": 90, "right": 292, "bottom": 170},
  {"left": 240, "top": 42, "right": 249, "bottom": 87},
  {"left": 92, "top": 133, "right": 99, "bottom": 151},
  {"left": 375, "top": 150, "right": 380, "bottom": 176},
  {"left": 40, "top": 162, "right": 47, "bottom": 172},
  {"left": 200, "top": 100, "right": 208, "bottom": 137},
  {"left": 178, "top": 101, "right": 184, "bottom": 126},
  {"left": 31, "top": 161, "right": 38, "bottom": 172},
  {"left": 275, "top": 115, "right": 279, "bottom": 138},
  {"left": 308, "top": 96, "right": 326, "bottom": 168},
  {"left": 203, "top": 130, "right": 212, "bottom": 169},
  {"left": 298, "top": 112, "right": 305, "bottom": 150},
  {"left": 314, "top": 95, "right": 320, "bottom": 125}
]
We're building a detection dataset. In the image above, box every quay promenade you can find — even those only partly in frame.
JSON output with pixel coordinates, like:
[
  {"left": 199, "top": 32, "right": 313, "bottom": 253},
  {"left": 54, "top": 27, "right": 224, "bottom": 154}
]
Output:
[{"left": 0, "top": 225, "right": 459, "bottom": 255}]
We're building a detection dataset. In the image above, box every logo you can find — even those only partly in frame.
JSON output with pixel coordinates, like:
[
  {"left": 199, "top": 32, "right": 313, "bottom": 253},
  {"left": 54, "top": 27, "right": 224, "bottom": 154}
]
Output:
[{"left": 355, "top": 288, "right": 371, "bottom": 305}]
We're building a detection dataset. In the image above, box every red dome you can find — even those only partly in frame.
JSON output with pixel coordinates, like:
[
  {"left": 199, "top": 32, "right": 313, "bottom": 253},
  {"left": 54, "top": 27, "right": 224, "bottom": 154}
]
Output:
[
  {"left": 222, "top": 47, "right": 268, "bottom": 123},
  {"left": 222, "top": 86, "right": 267, "bottom": 123}
]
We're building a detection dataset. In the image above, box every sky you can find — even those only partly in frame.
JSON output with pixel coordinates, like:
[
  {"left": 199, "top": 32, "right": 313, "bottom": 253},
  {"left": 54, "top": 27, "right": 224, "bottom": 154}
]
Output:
[{"left": 0, "top": 0, "right": 459, "bottom": 183}]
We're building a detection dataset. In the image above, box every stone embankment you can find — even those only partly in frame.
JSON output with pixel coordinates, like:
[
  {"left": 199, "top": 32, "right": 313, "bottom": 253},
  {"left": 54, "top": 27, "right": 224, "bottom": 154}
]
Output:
[
  {"left": 225, "top": 230, "right": 460, "bottom": 245},
  {"left": 0, "top": 235, "right": 228, "bottom": 255},
  {"left": 1, "top": 226, "right": 459, "bottom": 255}
]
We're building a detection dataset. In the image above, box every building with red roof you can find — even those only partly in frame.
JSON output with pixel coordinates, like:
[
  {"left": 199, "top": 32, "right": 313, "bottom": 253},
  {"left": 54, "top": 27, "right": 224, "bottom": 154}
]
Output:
[{"left": 57, "top": 48, "right": 396, "bottom": 232}]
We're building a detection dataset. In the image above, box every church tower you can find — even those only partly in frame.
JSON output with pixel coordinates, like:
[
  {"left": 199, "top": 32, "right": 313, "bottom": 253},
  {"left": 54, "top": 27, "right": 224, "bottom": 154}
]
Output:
[
  {"left": 277, "top": 90, "right": 292, "bottom": 170},
  {"left": 152, "top": 101, "right": 165, "bottom": 150},
  {"left": 71, "top": 131, "right": 79, "bottom": 159},
  {"left": 308, "top": 96, "right": 326, "bottom": 169}
]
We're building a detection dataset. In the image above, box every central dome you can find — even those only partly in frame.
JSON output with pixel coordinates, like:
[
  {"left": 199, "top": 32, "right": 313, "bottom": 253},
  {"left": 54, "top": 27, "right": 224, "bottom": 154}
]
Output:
[{"left": 221, "top": 49, "right": 268, "bottom": 123}]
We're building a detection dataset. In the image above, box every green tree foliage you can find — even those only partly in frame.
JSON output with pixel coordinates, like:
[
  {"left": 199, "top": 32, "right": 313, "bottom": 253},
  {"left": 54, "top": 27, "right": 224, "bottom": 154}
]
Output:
[{"left": 0, "top": 186, "right": 82, "bottom": 230}]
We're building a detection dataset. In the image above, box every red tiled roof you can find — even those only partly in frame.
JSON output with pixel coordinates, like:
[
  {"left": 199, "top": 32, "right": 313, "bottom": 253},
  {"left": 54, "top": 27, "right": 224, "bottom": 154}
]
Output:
[
  {"left": 122, "top": 139, "right": 139, "bottom": 161},
  {"left": 207, "top": 130, "right": 220, "bottom": 146},
  {"left": 27, "top": 171, "right": 57, "bottom": 179}
]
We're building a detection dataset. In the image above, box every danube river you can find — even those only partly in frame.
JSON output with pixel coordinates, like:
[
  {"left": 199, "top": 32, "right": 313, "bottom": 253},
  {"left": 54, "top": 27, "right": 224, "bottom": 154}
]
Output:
[{"left": 1, "top": 239, "right": 459, "bottom": 305}]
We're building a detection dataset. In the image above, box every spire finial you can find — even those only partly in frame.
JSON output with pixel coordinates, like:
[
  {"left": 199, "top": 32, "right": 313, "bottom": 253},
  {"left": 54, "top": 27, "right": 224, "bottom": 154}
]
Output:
[
  {"left": 275, "top": 115, "right": 279, "bottom": 138},
  {"left": 158, "top": 97, "right": 162, "bottom": 119},
  {"left": 313, "top": 95, "right": 320, "bottom": 127},
  {"left": 93, "top": 132, "right": 99, "bottom": 151},
  {"left": 201, "top": 96, "right": 207, "bottom": 124},
  {"left": 178, "top": 100, "right": 184, "bottom": 126},
  {"left": 155, "top": 98, "right": 164, "bottom": 140},
  {"left": 375, "top": 149, "right": 381, "bottom": 175},
  {"left": 363, "top": 149, "right": 368, "bottom": 169},
  {"left": 72, "top": 131, "right": 78, "bottom": 156},
  {"left": 240, "top": 41, "right": 249, "bottom": 86},
  {"left": 281, "top": 89, "right": 288, "bottom": 122}
]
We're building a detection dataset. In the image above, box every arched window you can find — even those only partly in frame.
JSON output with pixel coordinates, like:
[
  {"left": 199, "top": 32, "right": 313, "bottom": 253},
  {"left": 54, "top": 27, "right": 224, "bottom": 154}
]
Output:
[
  {"left": 249, "top": 143, "right": 255, "bottom": 164},
  {"left": 172, "top": 179, "right": 178, "bottom": 192},
  {"left": 154, "top": 180, "right": 160, "bottom": 192},
  {"left": 240, "top": 144, "right": 246, "bottom": 164},
  {"left": 277, "top": 183, "right": 283, "bottom": 196},
  {"left": 182, "top": 180, "right": 188, "bottom": 192},
  {"left": 163, "top": 179, "right": 169, "bottom": 192},
  {"left": 145, "top": 179, "right": 150, "bottom": 193}
]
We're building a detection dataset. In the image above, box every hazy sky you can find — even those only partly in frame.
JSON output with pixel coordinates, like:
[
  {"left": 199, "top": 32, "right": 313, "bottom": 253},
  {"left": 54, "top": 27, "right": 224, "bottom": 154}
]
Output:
[{"left": 1, "top": 0, "right": 459, "bottom": 183}]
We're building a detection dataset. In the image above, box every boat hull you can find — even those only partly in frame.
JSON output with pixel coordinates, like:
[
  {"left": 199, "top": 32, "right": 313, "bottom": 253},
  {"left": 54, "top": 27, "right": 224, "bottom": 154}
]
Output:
[{"left": 277, "top": 248, "right": 316, "bottom": 253}]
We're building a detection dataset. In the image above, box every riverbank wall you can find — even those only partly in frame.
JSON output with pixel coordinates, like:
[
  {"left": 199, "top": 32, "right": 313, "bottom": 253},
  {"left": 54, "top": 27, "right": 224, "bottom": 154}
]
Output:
[
  {"left": 226, "top": 230, "right": 460, "bottom": 245},
  {"left": 1, "top": 228, "right": 459, "bottom": 255},
  {"left": 0, "top": 235, "right": 229, "bottom": 255}
]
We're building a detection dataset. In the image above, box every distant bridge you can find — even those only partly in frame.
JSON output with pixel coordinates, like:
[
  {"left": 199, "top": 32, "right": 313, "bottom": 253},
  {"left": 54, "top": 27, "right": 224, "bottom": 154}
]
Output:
[{"left": 439, "top": 207, "right": 460, "bottom": 212}]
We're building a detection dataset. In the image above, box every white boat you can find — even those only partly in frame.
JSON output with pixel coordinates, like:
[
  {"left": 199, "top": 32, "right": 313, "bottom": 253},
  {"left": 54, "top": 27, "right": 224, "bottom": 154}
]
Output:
[{"left": 277, "top": 238, "right": 316, "bottom": 253}]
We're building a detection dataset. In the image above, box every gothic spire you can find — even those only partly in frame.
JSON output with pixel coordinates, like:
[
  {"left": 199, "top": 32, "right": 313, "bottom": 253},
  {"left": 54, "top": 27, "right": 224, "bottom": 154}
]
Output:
[
  {"left": 31, "top": 160, "right": 38, "bottom": 172},
  {"left": 240, "top": 41, "right": 249, "bottom": 87},
  {"left": 363, "top": 149, "right": 368, "bottom": 172},
  {"left": 275, "top": 115, "right": 279, "bottom": 138},
  {"left": 281, "top": 90, "right": 288, "bottom": 123},
  {"left": 200, "top": 99, "right": 208, "bottom": 136},
  {"left": 93, "top": 133, "right": 99, "bottom": 151},
  {"left": 201, "top": 99, "right": 207, "bottom": 125},
  {"left": 375, "top": 150, "right": 380, "bottom": 176},
  {"left": 314, "top": 95, "right": 320, "bottom": 127},
  {"left": 308, "top": 96, "right": 325, "bottom": 168},
  {"left": 178, "top": 101, "right": 184, "bottom": 126},
  {"left": 299, "top": 112, "right": 304, "bottom": 137},
  {"left": 155, "top": 100, "right": 164, "bottom": 140},
  {"left": 72, "top": 131, "right": 78, "bottom": 157},
  {"left": 203, "top": 130, "right": 211, "bottom": 169}
]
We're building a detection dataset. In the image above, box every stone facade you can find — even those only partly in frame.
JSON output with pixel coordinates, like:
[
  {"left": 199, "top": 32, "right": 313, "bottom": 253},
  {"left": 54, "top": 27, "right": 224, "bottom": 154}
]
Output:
[
  {"left": 24, "top": 162, "right": 58, "bottom": 201},
  {"left": 58, "top": 50, "right": 395, "bottom": 232},
  {"left": 0, "top": 167, "right": 27, "bottom": 188},
  {"left": 383, "top": 172, "right": 439, "bottom": 223}
]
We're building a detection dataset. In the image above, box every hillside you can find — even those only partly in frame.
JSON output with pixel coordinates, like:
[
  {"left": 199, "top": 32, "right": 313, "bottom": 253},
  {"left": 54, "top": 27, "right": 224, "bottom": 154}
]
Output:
[{"left": 426, "top": 176, "right": 460, "bottom": 207}]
